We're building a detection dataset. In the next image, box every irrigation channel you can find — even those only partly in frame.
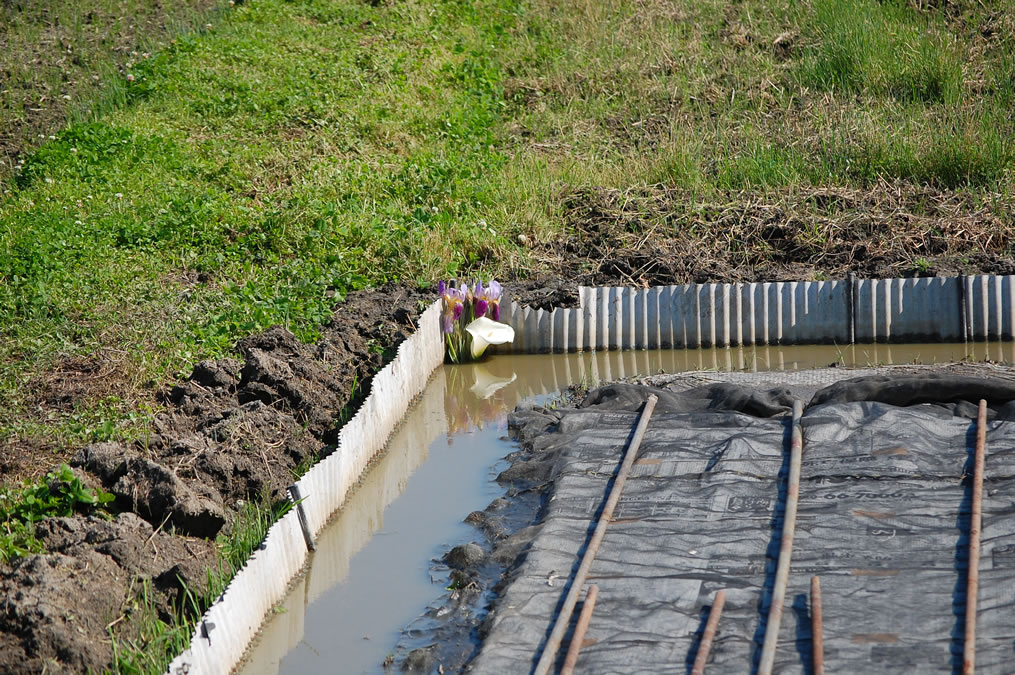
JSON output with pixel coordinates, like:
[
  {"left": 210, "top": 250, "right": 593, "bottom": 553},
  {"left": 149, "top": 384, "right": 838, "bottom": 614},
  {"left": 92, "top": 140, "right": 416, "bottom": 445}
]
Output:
[{"left": 236, "top": 342, "right": 1011, "bottom": 674}]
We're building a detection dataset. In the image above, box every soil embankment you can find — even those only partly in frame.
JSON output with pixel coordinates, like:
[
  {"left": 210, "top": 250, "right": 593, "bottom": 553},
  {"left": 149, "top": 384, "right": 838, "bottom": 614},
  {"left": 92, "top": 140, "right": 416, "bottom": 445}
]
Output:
[{"left": 0, "top": 286, "right": 426, "bottom": 673}]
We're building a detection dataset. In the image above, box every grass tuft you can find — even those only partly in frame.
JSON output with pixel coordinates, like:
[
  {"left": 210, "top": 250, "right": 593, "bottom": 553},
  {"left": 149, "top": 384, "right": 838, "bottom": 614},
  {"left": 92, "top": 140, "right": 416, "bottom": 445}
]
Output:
[{"left": 802, "top": 0, "right": 964, "bottom": 104}]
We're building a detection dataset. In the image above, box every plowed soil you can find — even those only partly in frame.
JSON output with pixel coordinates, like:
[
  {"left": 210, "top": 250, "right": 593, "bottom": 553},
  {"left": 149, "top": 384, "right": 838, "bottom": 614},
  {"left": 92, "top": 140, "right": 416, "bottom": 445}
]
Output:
[{"left": 0, "top": 285, "right": 427, "bottom": 673}]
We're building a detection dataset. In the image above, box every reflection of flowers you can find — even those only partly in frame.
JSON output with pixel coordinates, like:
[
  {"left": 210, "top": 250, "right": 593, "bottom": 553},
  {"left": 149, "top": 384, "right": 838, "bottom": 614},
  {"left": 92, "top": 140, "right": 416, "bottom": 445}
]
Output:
[
  {"left": 469, "top": 366, "right": 516, "bottom": 399},
  {"left": 444, "top": 364, "right": 516, "bottom": 438}
]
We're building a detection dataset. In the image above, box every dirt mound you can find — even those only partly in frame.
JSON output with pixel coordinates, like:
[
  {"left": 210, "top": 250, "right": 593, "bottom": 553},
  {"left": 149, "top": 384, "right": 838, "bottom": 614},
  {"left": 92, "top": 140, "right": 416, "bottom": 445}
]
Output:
[
  {"left": 0, "top": 284, "right": 428, "bottom": 672},
  {"left": 529, "top": 183, "right": 1015, "bottom": 288}
]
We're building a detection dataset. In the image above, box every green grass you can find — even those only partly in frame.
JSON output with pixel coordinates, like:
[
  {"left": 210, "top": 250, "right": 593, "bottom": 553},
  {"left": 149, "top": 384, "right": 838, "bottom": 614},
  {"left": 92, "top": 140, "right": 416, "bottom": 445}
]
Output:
[
  {"left": 2, "top": 0, "right": 1013, "bottom": 471},
  {"left": 0, "top": 0, "right": 227, "bottom": 171},
  {"left": 802, "top": 0, "right": 964, "bottom": 104}
]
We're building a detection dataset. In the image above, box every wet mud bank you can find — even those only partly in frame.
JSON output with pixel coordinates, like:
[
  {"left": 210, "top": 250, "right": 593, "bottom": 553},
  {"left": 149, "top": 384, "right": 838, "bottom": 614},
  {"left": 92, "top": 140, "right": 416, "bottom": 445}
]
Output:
[{"left": 0, "top": 285, "right": 428, "bottom": 674}]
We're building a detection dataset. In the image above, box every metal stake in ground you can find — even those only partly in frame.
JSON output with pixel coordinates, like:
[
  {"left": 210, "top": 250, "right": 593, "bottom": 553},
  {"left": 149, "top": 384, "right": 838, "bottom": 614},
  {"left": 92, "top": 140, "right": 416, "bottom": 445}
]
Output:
[
  {"left": 560, "top": 585, "right": 599, "bottom": 675},
  {"left": 964, "top": 399, "right": 987, "bottom": 675},
  {"left": 533, "top": 394, "right": 659, "bottom": 675},
  {"left": 758, "top": 399, "right": 804, "bottom": 675},
  {"left": 690, "top": 590, "right": 726, "bottom": 675},
  {"left": 287, "top": 484, "right": 316, "bottom": 552}
]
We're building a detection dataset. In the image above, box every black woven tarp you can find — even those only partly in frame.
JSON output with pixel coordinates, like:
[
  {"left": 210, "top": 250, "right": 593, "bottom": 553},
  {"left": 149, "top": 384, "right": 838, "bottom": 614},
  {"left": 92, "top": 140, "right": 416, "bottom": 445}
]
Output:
[{"left": 471, "top": 376, "right": 1015, "bottom": 674}]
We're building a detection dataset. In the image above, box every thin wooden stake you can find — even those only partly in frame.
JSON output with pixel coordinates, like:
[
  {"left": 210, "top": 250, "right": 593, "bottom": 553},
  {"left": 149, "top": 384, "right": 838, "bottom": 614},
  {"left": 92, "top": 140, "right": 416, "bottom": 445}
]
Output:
[
  {"left": 759, "top": 399, "right": 804, "bottom": 675},
  {"left": 691, "top": 590, "right": 727, "bottom": 675},
  {"left": 964, "top": 399, "right": 987, "bottom": 675},
  {"left": 560, "top": 585, "right": 599, "bottom": 675},
  {"left": 811, "top": 576, "right": 824, "bottom": 675},
  {"left": 533, "top": 394, "right": 658, "bottom": 675}
]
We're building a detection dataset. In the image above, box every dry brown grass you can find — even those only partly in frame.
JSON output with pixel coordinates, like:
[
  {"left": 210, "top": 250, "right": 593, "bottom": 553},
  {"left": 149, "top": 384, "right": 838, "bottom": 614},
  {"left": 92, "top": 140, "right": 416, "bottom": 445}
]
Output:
[{"left": 528, "top": 182, "right": 1015, "bottom": 287}]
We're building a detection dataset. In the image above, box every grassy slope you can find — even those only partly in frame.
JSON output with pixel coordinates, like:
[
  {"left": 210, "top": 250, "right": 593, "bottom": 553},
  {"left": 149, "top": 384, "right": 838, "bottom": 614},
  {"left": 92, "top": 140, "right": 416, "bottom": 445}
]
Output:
[
  {"left": 0, "top": 0, "right": 226, "bottom": 170},
  {"left": 1, "top": 0, "right": 1014, "bottom": 471}
]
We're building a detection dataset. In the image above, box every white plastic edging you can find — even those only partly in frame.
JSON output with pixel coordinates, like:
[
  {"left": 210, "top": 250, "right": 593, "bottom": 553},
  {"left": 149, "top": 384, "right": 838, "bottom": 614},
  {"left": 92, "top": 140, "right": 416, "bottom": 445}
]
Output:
[
  {"left": 495, "top": 275, "right": 1015, "bottom": 353},
  {"left": 167, "top": 300, "right": 445, "bottom": 675}
]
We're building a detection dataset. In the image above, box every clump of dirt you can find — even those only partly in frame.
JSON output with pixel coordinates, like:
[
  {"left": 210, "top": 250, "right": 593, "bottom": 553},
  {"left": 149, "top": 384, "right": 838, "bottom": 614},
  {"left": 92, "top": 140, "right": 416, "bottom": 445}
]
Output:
[
  {"left": 0, "top": 510, "right": 218, "bottom": 674},
  {"left": 525, "top": 182, "right": 1015, "bottom": 291},
  {"left": 0, "top": 284, "right": 428, "bottom": 674}
]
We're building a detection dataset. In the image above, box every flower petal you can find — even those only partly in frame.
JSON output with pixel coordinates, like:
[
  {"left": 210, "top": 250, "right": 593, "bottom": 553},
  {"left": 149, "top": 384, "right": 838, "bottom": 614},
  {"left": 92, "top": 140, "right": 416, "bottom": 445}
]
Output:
[{"left": 465, "top": 316, "right": 515, "bottom": 358}]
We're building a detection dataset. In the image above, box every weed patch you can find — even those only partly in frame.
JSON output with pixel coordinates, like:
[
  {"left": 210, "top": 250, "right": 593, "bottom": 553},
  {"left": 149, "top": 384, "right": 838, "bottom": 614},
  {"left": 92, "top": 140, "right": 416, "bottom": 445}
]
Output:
[{"left": 0, "top": 464, "right": 114, "bottom": 563}]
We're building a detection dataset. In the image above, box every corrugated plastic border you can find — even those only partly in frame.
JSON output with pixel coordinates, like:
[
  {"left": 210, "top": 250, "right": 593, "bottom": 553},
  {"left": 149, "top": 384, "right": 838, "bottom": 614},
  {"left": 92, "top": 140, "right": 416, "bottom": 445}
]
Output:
[
  {"left": 496, "top": 275, "right": 1015, "bottom": 352},
  {"left": 168, "top": 300, "right": 444, "bottom": 675}
]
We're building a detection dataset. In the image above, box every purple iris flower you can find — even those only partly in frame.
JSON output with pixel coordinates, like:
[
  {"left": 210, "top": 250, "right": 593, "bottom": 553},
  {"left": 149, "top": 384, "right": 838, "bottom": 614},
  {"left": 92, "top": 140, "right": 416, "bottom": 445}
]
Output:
[
  {"left": 470, "top": 279, "right": 504, "bottom": 320},
  {"left": 486, "top": 280, "right": 503, "bottom": 302},
  {"left": 439, "top": 282, "right": 467, "bottom": 333}
]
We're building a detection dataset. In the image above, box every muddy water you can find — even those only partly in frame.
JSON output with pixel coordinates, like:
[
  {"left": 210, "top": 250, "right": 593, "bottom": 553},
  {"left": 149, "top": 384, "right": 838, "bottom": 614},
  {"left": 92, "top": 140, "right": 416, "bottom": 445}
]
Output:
[{"left": 236, "top": 342, "right": 1009, "bottom": 675}]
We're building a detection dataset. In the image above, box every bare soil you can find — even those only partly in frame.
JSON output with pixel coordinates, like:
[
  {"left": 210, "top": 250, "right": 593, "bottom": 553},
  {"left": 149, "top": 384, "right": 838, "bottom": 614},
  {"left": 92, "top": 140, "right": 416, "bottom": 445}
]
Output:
[{"left": 0, "top": 284, "right": 428, "bottom": 674}]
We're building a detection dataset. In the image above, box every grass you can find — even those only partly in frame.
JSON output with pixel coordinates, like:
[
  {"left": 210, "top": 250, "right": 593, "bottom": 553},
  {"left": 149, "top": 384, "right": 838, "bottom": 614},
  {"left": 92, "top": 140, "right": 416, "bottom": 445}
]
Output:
[
  {"left": 0, "top": 0, "right": 227, "bottom": 172},
  {"left": 802, "top": 0, "right": 964, "bottom": 103}
]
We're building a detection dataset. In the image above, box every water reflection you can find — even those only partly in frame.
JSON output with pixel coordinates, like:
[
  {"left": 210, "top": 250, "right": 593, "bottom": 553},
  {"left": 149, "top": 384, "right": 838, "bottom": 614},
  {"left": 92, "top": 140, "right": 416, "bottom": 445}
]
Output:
[
  {"left": 237, "top": 342, "right": 1009, "bottom": 674},
  {"left": 239, "top": 361, "right": 537, "bottom": 675}
]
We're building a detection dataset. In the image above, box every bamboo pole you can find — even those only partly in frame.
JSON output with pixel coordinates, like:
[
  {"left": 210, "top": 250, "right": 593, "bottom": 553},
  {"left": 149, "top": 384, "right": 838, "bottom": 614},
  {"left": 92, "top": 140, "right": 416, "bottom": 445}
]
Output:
[
  {"left": 964, "top": 399, "right": 987, "bottom": 675},
  {"left": 533, "top": 394, "right": 658, "bottom": 675},
  {"left": 811, "top": 576, "right": 824, "bottom": 675},
  {"left": 560, "top": 585, "right": 599, "bottom": 675},
  {"left": 758, "top": 399, "right": 804, "bottom": 675},
  {"left": 690, "top": 590, "right": 727, "bottom": 675}
]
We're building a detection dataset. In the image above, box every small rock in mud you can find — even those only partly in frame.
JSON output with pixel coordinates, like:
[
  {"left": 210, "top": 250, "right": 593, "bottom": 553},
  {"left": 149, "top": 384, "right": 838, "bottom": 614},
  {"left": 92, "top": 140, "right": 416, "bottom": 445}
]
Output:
[
  {"left": 443, "top": 542, "right": 485, "bottom": 570},
  {"left": 486, "top": 497, "right": 509, "bottom": 511},
  {"left": 464, "top": 510, "right": 506, "bottom": 540},
  {"left": 490, "top": 525, "right": 540, "bottom": 566},
  {"left": 496, "top": 457, "right": 553, "bottom": 484},
  {"left": 401, "top": 645, "right": 437, "bottom": 672}
]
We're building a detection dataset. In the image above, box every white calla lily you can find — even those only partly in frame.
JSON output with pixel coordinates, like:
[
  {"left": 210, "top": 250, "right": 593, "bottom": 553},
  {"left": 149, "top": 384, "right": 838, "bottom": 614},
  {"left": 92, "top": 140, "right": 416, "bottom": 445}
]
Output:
[{"left": 465, "top": 316, "right": 515, "bottom": 359}]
